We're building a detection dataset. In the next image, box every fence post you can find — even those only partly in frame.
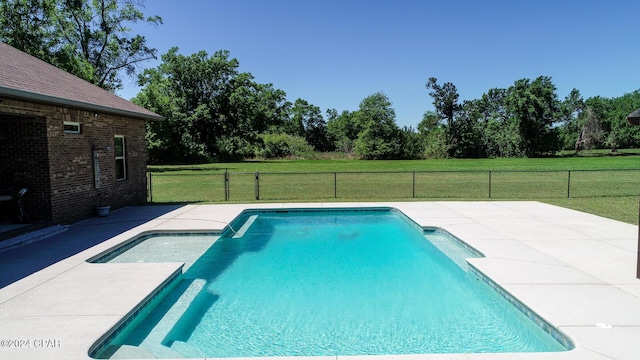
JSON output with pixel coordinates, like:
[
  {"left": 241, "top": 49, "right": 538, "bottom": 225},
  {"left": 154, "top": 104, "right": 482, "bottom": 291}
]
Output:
[
  {"left": 148, "top": 172, "right": 152, "bottom": 203},
  {"left": 412, "top": 171, "right": 416, "bottom": 198},
  {"left": 488, "top": 171, "right": 492, "bottom": 199},
  {"left": 334, "top": 172, "right": 337, "bottom": 198},
  {"left": 255, "top": 171, "right": 260, "bottom": 200},
  {"left": 224, "top": 169, "right": 229, "bottom": 201},
  {"left": 567, "top": 170, "right": 571, "bottom": 198}
]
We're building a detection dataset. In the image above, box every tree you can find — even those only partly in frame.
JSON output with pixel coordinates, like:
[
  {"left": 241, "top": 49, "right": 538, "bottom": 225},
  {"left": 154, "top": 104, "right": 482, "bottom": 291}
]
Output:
[
  {"left": 0, "top": 0, "right": 162, "bottom": 91},
  {"left": 327, "top": 109, "right": 359, "bottom": 154},
  {"left": 561, "top": 88, "right": 584, "bottom": 123},
  {"left": 583, "top": 96, "right": 614, "bottom": 150},
  {"left": 452, "top": 100, "right": 484, "bottom": 158},
  {"left": 567, "top": 91, "right": 640, "bottom": 152},
  {"left": 258, "top": 133, "right": 313, "bottom": 159},
  {"left": 398, "top": 126, "right": 423, "bottom": 159},
  {"left": 417, "top": 111, "right": 447, "bottom": 158},
  {"left": 0, "top": 0, "right": 56, "bottom": 59},
  {"left": 555, "top": 88, "right": 584, "bottom": 150},
  {"left": 219, "top": 73, "right": 290, "bottom": 160},
  {"left": 159, "top": 48, "right": 241, "bottom": 160},
  {"left": 417, "top": 110, "right": 440, "bottom": 134},
  {"left": 574, "top": 107, "right": 603, "bottom": 152},
  {"left": 425, "top": 77, "right": 461, "bottom": 157},
  {"left": 353, "top": 92, "right": 401, "bottom": 159},
  {"left": 290, "top": 99, "right": 332, "bottom": 152},
  {"left": 469, "top": 88, "right": 523, "bottom": 157},
  {"left": 504, "top": 76, "right": 562, "bottom": 157},
  {"left": 606, "top": 90, "right": 640, "bottom": 149},
  {"left": 134, "top": 47, "right": 289, "bottom": 163}
]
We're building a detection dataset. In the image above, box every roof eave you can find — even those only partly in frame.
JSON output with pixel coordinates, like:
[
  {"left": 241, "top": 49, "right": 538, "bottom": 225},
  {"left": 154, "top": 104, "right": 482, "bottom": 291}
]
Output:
[
  {"left": 627, "top": 108, "right": 640, "bottom": 126},
  {"left": 0, "top": 87, "right": 164, "bottom": 122}
]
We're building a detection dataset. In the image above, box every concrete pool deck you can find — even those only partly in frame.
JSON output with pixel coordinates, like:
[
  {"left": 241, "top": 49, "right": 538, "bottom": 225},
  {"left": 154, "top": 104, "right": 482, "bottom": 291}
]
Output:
[{"left": 0, "top": 201, "right": 639, "bottom": 359}]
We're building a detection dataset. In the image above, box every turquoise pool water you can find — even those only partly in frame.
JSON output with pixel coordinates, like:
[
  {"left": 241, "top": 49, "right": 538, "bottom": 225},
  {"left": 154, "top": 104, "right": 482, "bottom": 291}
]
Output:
[{"left": 92, "top": 208, "right": 569, "bottom": 358}]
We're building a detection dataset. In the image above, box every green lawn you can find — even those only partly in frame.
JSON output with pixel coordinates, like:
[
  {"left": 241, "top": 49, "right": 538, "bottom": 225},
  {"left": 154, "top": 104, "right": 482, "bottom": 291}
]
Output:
[
  {"left": 546, "top": 196, "right": 639, "bottom": 225},
  {"left": 147, "top": 152, "right": 640, "bottom": 225},
  {"left": 149, "top": 150, "right": 640, "bottom": 174}
]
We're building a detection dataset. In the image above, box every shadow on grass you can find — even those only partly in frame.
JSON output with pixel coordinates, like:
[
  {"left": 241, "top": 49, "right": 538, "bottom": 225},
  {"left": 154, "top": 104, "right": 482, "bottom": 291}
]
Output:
[{"left": 556, "top": 149, "right": 640, "bottom": 158}]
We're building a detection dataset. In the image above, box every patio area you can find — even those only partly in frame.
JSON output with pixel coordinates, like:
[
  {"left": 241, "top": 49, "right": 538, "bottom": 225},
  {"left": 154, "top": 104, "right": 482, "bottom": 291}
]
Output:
[{"left": 0, "top": 201, "right": 639, "bottom": 360}]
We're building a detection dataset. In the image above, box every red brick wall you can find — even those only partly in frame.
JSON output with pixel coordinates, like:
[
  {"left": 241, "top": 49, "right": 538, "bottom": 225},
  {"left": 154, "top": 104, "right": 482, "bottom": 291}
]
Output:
[
  {"left": 0, "top": 114, "right": 52, "bottom": 221},
  {"left": 1, "top": 98, "right": 148, "bottom": 224}
]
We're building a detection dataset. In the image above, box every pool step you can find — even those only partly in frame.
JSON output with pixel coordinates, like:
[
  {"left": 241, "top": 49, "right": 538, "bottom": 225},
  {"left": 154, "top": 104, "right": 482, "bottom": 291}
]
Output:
[
  {"left": 135, "top": 279, "right": 207, "bottom": 357},
  {"left": 232, "top": 214, "right": 258, "bottom": 238},
  {"left": 162, "top": 285, "right": 219, "bottom": 345},
  {"left": 170, "top": 340, "right": 208, "bottom": 358}
]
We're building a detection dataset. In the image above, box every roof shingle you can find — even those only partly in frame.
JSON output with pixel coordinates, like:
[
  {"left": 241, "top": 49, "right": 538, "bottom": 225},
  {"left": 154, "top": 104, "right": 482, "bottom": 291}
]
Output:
[{"left": 0, "top": 42, "right": 162, "bottom": 121}]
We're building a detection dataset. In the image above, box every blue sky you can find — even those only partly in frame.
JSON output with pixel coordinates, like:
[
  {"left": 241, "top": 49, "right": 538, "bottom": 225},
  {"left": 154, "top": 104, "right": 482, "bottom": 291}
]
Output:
[{"left": 120, "top": 0, "right": 640, "bottom": 127}]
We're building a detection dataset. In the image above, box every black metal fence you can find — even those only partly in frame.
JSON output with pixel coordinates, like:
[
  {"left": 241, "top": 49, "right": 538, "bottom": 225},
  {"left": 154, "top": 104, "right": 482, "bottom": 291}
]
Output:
[{"left": 147, "top": 169, "right": 640, "bottom": 203}]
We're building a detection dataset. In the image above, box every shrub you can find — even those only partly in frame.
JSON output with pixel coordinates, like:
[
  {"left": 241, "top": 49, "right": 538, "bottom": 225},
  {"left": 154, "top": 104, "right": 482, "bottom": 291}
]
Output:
[{"left": 257, "top": 133, "right": 314, "bottom": 159}]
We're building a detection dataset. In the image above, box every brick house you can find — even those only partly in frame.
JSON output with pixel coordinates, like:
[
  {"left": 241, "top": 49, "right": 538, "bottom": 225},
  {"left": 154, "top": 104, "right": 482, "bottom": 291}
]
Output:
[{"left": 0, "top": 42, "right": 163, "bottom": 232}]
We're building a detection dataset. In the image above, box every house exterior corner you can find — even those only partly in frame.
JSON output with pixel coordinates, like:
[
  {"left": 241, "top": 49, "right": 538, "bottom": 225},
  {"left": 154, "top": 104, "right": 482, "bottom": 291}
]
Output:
[{"left": 1, "top": 98, "right": 149, "bottom": 225}]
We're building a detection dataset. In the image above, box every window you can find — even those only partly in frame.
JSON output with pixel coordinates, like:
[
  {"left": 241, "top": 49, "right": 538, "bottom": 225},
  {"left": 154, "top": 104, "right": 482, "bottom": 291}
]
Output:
[
  {"left": 114, "top": 135, "right": 126, "bottom": 180},
  {"left": 63, "top": 121, "right": 81, "bottom": 134}
]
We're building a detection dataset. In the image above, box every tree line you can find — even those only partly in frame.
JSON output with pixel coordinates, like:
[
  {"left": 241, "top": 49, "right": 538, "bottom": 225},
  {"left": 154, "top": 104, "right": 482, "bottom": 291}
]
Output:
[
  {"left": 134, "top": 45, "right": 423, "bottom": 163},
  {"left": 2, "top": 0, "right": 639, "bottom": 164},
  {"left": 135, "top": 49, "right": 426, "bottom": 163},
  {"left": 423, "top": 77, "right": 640, "bottom": 158}
]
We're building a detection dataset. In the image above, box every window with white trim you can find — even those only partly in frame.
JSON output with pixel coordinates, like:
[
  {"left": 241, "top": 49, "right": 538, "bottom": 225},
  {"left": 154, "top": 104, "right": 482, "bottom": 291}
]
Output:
[
  {"left": 114, "top": 135, "right": 126, "bottom": 180},
  {"left": 63, "top": 121, "right": 81, "bottom": 134}
]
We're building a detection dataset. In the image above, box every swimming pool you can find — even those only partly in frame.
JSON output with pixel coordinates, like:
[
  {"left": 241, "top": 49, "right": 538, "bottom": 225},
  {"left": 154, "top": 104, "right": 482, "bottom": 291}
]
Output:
[{"left": 90, "top": 208, "right": 571, "bottom": 358}]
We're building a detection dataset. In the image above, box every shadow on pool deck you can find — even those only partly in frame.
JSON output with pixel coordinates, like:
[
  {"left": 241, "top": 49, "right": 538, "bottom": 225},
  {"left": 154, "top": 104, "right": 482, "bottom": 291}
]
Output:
[{"left": 0, "top": 205, "right": 184, "bottom": 289}]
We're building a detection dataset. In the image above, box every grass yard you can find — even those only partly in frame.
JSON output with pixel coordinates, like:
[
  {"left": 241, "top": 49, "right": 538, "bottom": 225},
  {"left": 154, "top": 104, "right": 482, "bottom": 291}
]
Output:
[
  {"left": 149, "top": 150, "right": 640, "bottom": 174},
  {"left": 147, "top": 152, "right": 640, "bottom": 224},
  {"left": 546, "top": 196, "right": 639, "bottom": 225}
]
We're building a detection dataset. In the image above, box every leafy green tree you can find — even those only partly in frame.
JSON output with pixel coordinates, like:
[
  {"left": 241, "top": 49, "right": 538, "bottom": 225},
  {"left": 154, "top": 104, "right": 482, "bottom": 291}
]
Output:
[
  {"left": 561, "top": 88, "right": 585, "bottom": 123},
  {"left": 134, "top": 47, "right": 289, "bottom": 163},
  {"left": 569, "top": 91, "right": 640, "bottom": 152},
  {"left": 606, "top": 90, "right": 640, "bottom": 149},
  {"left": 583, "top": 96, "right": 614, "bottom": 149},
  {"left": 290, "top": 99, "right": 332, "bottom": 152},
  {"left": 324, "top": 108, "right": 339, "bottom": 150},
  {"left": 353, "top": 92, "right": 401, "bottom": 159},
  {"left": 425, "top": 77, "right": 461, "bottom": 157},
  {"left": 258, "top": 133, "right": 313, "bottom": 159},
  {"left": 557, "top": 89, "right": 585, "bottom": 150},
  {"left": 482, "top": 117, "right": 523, "bottom": 157},
  {"left": 326, "top": 109, "right": 359, "bottom": 154},
  {"left": 285, "top": 99, "right": 305, "bottom": 136},
  {"left": 0, "top": 0, "right": 56, "bottom": 59},
  {"left": 426, "top": 77, "right": 460, "bottom": 127},
  {"left": 504, "top": 76, "right": 562, "bottom": 157},
  {"left": 417, "top": 110, "right": 440, "bottom": 134},
  {"left": 417, "top": 111, "right": 447, "bottom": 158},
  {"left": 468, "top": 88, "right": 523, "bottom": 157},
  {"left": 0, "top": 0, "right": 161, "bottom": 91},
  {"left": 583, "top": 96, "right": 609, "bottom": 123},
  {"left": 134, "top": 60, "right": 203, "bottom": 163},
  {"left": 398, "top": 126, "right": 424, "bottom": 159},
  {"left": 220, "top": 74, "right": 290, "bottom": 160},
  {"left": 158, "top": 48, "right": 239, "bottom": 160},
  {"left": 574, "top": 107, "right": 603, "bottom": 152},
  {"left": 452, "top": 100, "right": 484, "bottom": 158}
]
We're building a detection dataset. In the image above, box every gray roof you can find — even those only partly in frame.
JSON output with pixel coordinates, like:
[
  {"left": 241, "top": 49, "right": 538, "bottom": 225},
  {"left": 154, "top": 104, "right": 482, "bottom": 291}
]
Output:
[{"left": 0, "top": 42, "right": 163, "bottom": 121}]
